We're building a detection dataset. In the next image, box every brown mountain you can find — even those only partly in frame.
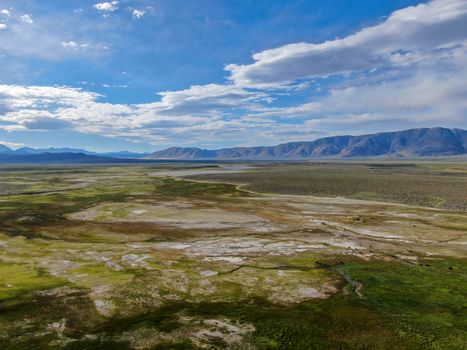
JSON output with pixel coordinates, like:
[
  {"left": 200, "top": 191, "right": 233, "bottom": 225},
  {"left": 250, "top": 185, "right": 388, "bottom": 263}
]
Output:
[{"left": 146, "top": 127, "right": 467, "bottom": 160}]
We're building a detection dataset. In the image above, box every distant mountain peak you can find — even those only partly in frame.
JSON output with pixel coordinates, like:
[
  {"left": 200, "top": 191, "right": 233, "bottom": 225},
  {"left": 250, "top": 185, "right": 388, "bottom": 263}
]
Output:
[
  {"left": 146, "top": 127, "right": 467, "bottom": 160},
  {"left": 1, "top": 127, "right": 466, "bottom": 163},
  {"left": 0, "top": 145, "right": 149, "bottom": 160}
]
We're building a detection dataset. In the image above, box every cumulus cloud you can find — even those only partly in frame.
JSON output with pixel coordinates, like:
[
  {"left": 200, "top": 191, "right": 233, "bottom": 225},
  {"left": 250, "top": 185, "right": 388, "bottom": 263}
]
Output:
[
  {"left": 93, "top": 2, "right": 119, "bottom": 12},
  {"left": 132, "top": 9, "right": 145, "bottom": 19},
  {"left": 23, "top": 117, "right": 73, "bottom": 130},
  {"left": 1, "top": 9, "right": 10, "bottom": 17},
  {"left": 0, "top": 23, "right": 6, "bottom": 30},
  {"left": 0, "top": 85, "right": 100, "bottom": 108},
  {"left": 150, "top": 84, "right": 271, "bottom": 113},
  {"left": 0, "top": 10, "right": 109, "bottom": 60},
  {"left": 1, "top": 43, "right": 465, "bottom": 146},
  {"left": 61, "top": 41, "right": 90, "bottom": 49},
  {"left": 252, "top": 45, "right": 467, "bottom": 134},
  {"left": 0, "top": 0, "right": 465, "bottom": 148},
  {"left": 61, "top": 41, "right": 79, "bottom": 48},
  {"left": 20, "top": 14, "right": 34, "bottom": 24},
  {"left": 0, "top": 84, "right": 273, "bottom": 145},
  {"left": 226, "top": 0, "right": 467, "bottom": 88}
]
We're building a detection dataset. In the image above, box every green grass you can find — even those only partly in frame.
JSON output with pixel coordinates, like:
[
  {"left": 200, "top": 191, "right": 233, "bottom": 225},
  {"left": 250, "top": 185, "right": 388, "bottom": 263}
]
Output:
[
  {"left": 339, "top": 258, "right": 467, "bottom": 345},
  {"left": 194, "top": 257, "right": 466, "bottom": 349},
  {"left": 9, "top": 257, "right": 460, "bottom": 350},
  {"left": 61, "top": 339, "right": 132, "bottom": 350},
  {"left": 156, "top": 178, "right": 249, "bottom": 198},
  {"left": 70, "top": 264, "right": 134, "bottom": 289},
  {"left": 0, "top": 289, "right": 106, "bottom": 350},
  {"left": 0, "top": 263, "right": 65, "bottom": 300}
]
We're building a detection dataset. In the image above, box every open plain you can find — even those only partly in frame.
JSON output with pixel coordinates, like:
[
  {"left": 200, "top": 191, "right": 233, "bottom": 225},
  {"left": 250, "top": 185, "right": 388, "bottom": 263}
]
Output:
[{"left": 0, "top": 162, "right": 466, "bottom": 349}]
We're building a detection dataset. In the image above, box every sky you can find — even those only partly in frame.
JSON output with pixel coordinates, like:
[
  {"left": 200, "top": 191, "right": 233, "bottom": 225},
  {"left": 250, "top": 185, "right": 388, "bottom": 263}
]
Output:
[{"left": 0, "top": 0, "right": 466, "bottom": 152}]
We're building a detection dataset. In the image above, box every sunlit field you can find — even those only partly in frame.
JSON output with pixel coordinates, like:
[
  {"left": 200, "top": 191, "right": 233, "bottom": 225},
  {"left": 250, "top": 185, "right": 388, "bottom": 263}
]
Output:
[{"left": 0, "top": 162, "right": 466, "bottom": 349}]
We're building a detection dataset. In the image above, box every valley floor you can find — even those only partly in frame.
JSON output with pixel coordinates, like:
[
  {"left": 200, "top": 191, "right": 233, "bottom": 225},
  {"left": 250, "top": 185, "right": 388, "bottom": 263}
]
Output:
[{"left": 0, "top": 162, "right": 466, "bottom": 349}]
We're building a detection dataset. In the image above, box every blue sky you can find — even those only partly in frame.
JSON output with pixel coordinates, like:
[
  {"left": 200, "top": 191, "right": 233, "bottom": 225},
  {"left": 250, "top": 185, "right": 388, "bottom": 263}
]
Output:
[{"left": 0, "top": 0, "right": 466, "bottom": 152}]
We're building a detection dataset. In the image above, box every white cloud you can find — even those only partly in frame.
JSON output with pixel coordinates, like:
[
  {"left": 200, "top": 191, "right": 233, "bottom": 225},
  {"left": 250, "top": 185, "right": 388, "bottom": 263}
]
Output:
[
  {"left": 0, "top": 40, "right": 465, "bottom": 147},
  {"left": 61, "top": 41, "right": 90, "bottom": 49},
  {"left": 226, "top": 0, "right": 467, "bottom": 88},
  {"left": 93, "top": 2, "right": 119, "bottom": 12},
  {"left": 20, "top": 14, "right": 34, "bottom": 24},
  {"left": 0, "top": 10, "right": 108, "bottom": 60},
  {"left": 252, "top": 47, "right": 467, "bottom": 133},
  {"left": 132, "top": 9, "right": 145, "bottom": 19},
  {"left": 0, "top": 23, "right": 6, "bottom": 30},
  {"left": 0, "top": 0, "right": 465, "bottom": 147},
  {"left": 61, "top": 41, "right": 78, "bottom": 48},
  {"left": 1, "top": 9, "right": 10, "bottom": 17},
  {"left": 0, "top": 83, "right": 274, "bottom": 145},
  {"left": 0, "top": 85, "right": 100, "bottom": 108},
  {"left": 101, "top": 83, "right": 128, "bottom": 88},
  {"left": 153, "top": 84, "right": 270, "bottom": 112}
]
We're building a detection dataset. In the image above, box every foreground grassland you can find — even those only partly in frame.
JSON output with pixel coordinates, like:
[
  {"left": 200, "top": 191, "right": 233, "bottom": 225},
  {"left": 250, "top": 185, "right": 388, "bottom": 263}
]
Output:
[{"left": 0, "top": 163, "right": 466, "bottom": 349}]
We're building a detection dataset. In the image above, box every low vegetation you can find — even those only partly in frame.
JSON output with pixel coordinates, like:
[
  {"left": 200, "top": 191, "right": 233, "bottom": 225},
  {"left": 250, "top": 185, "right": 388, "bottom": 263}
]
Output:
[
  {"left": 194, "top": 161, "right": 467, "bottom": 210},
  {"left": 0, "top": 163, "right": 465, "bottom": 349}
]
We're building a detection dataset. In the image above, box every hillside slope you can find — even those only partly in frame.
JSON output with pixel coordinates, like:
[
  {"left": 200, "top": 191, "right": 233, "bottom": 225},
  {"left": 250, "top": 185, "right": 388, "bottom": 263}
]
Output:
[{"left": 146, "top": 127, "right": 467, "bottom": 160}]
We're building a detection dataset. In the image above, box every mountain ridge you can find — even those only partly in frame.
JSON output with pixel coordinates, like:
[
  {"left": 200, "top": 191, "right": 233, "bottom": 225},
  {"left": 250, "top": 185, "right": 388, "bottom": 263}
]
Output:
[
  {"left": 0, "top": 146, "right": 149, "bottom": 159},
  {"left": 146, "top": 127, "right": 467, "bottom": 160},
  {"left": 1, "top": 127, "right": 466, "bottom": 163}
]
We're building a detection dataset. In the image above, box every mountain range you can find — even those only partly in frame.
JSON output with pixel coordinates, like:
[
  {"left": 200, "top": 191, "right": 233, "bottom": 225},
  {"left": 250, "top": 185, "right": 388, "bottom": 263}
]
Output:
[
  {"left": 146, "top": 127, "right": 467, "bottom": 160},
  {"left": 0, "top": 146, "right": 149, "bottom": 159},
  {"left": 0, "top": 127, "right": 466, "bottom": 163}
]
